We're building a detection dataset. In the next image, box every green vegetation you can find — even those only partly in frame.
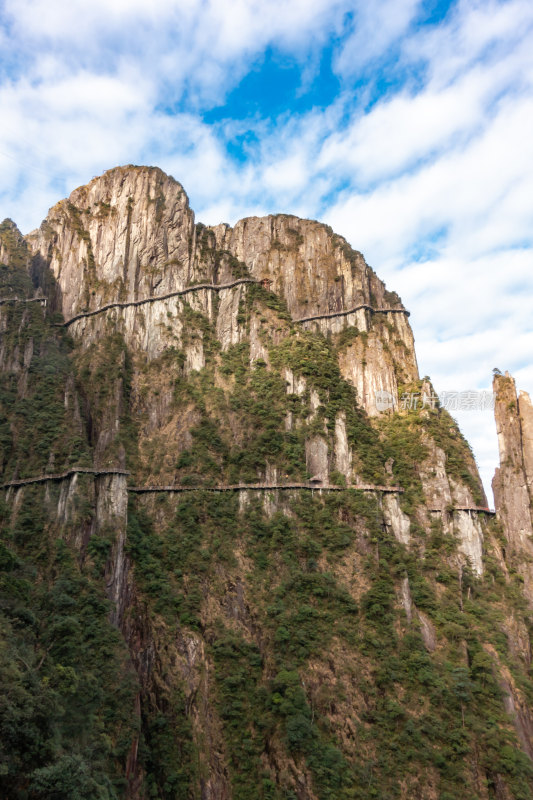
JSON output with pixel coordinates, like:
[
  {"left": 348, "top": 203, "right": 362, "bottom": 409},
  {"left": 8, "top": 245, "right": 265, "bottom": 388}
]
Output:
[
  {"left": 123, "top": 473, "right": 533, "bottom": 798},
  {"left": 0, "top": 220, "right": 30, "bottom": 280},
  {"left": 147, "top": 188, "right": 166, "bottom": 223},
  {"left": 270, "top": 330, "right": 387, "bottom": 482},
  {"left": 376, "top": 387, "right": 485, "bottom": 511},
  {"left": 0, "top": 241, "right": 90, "bottom": 477},
  {"left": 0, "top": 489, "right": 138, "bottom": 800},
  {"left": 75, "top": 331, "right": 137, "bottom": 464}
]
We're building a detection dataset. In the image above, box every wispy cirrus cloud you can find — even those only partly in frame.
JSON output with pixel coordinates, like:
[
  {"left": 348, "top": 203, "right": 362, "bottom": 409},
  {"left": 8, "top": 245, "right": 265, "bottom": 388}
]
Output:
[{"left": 333, "top": 0, "right": 423, "bottom": 75}]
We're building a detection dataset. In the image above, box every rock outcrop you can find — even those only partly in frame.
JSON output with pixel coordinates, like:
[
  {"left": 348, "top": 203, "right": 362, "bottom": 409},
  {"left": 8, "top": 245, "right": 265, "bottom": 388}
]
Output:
[{"left": 493, "top": 371, "right": 533, "bottom": 600}]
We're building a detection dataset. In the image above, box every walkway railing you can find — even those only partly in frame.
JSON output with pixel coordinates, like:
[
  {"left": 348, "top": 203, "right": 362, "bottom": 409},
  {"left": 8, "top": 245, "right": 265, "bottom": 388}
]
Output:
[
  {"left": 429, "top": 506, "right": 496, "bottom": 515},
  {"left": 2, "top": 470, "right": 403, "bottom": 495},
  {"left": 0, "top": 296, "right": 47, "bottom": 306},
  {"left": 295, "top": 304, "right": 409, "bottom": 323},
  {"left": 59, "top": 279, "right": 258, "bottom": 326},
  {"left": 127, "top": 482, "right": 404, "bottom": 494},
  {"left": 55, "top": 279, "right": 409, "bottom": 327},
  {"left": 2, "top": 467, "right": 130, "bottom": 489}
]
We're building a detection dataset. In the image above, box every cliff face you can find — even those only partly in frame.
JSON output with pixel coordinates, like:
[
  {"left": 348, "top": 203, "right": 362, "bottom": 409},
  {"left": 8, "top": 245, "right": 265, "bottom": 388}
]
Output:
[
  {"left": 26, "top": 166, "right": 418, "bottom": 414},
  {"left": 27, "top": 167, "right": 195, "bottom": 318},
  {"left": 493, "top": 372, "right": 533, "bottom": 599},
  {"left": 1, "top": 168, "right": 533, "bottom": 800}
]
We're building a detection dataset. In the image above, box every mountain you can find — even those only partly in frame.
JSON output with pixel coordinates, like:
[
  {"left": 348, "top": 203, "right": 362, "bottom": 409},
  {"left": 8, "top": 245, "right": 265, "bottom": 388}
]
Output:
[{"left": 1, "top": 165, "right": 532, "bottom": 800}]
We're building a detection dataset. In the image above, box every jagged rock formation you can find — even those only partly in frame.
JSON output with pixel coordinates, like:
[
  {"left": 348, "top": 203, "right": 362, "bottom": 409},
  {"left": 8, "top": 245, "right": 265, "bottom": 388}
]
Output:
[
  {"left": 493, "top": 372, "right": 533, "bottom": 600},
  {"left": 1, "top": 169, "right": 533, "bottom": 800}
]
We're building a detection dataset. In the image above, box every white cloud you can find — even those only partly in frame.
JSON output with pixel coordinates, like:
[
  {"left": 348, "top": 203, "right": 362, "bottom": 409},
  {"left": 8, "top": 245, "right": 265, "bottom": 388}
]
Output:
[
  {"left": 334, "top": 0, "right": 422, "bottom": 74},
  {"left": 318, "top": 80, "right": 482, "bottom": 182},
  {"left": 2, "top": 0, "right": 353, "bottom": 106},
  {"left": 408, "top": 0, "right": 533, "bottom": 87},
  {"left": 324, "top": 88, "right": 533, "bottom": 265},
  {"left": 6, "top": 0, "right": 347, "bottom": 48}
]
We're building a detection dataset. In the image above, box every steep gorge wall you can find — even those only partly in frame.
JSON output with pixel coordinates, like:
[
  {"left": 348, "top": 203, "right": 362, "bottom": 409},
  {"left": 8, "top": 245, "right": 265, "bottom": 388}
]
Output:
[{"left": 1, "top": 170, "right": 532, "bottom": 800}]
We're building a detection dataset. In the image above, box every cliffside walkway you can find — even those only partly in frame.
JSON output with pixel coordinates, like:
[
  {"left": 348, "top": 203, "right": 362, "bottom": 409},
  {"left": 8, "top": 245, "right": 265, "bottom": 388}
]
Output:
[
  {"left": 295, "top": 304, "right": 409, "bottom": 323},
  {"left": 128, "top": 482, "right": 404, "bottom": 494},
  {"left": 3, "top": 472, "right": 497, "bottom": 515},
  {"left": 2, "top": 467, "right": 130, "bottom": 489},
  {"left": 56, "top": 278, "right": 409, "bottom": 328},
  {"left": 0, "top": 296, "right": 47, "bottom": 307},
  {"left": 59, "top": 279, "right": 258, "bottom": 327},
  {"left": 2, "top": 470, "right": 403, "bottom": 495},
  {"left": 429, "top": 506, "right": 496, "bottom": 515}
]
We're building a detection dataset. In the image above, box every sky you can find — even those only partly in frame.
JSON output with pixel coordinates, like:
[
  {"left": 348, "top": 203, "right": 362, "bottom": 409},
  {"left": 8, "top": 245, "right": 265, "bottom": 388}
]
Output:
[{"left": 1, "top": 0, "right": 532, "bottom": 498}]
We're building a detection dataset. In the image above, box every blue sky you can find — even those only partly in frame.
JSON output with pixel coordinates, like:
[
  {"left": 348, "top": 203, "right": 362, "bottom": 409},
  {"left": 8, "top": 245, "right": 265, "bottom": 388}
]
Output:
[{"left": 1, "top": 0, "right": 532, "bottom": 496}]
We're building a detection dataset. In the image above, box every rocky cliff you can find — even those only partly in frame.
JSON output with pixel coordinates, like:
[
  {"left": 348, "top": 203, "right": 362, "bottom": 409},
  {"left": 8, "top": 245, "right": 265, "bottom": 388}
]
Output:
[
  {"left": 493, "top": 372, "right": 533, "bottom": 601},
  {"left": 1, "top": 167, "right": 533, "bottom": 800}
]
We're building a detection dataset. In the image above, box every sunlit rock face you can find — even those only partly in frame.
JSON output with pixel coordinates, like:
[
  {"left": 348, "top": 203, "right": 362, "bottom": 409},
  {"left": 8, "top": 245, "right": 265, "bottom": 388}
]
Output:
[
  {"left": 27, "top": 167, "right": 195, "bottom": 316},
  {"left": 493, "top": 372, "right": 533, "bottom": 600},
  {"left": 383, "top": 494, "right": 411, "bottom": 545},
  {"left": 454, "top": 510, "right": 484, "bottom": 577},
  {"left": 26, "top": 166, "right": 418, "bottom": 412}
]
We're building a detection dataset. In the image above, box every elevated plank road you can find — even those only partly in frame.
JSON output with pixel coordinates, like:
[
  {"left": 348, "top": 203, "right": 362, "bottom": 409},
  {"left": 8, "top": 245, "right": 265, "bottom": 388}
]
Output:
[
  {"left": 53, "top": 278, "right": 410, "bottom": 327},
  {"left": 128, "top": 482, "right": 404, "bottom": 494},
  {"left": 59, "top": 279, "right": 258, "bottom": 326},
  {"left": 429, "top": 506, "right": 496, "bottom": 515},
  {"left": 2, "top": 468, "right": 130, "bottom": 489},
  {"left": 2, "top": 470, "right": 403, "bottom": 495},
  {"left": 2, "top": 471, "right": 497, "bottom": 515},
  {"left": 0, "top": 296, "right": 47, "bottom": 306},
  {"left": 295, "top": 304, "right": 409, "bottom": 323}
]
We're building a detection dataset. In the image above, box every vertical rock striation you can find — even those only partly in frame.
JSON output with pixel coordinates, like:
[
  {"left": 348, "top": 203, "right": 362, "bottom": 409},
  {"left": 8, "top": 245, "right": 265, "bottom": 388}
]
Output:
[
  {"left": 26, "top": 166, "right": 418, "bottom": 414},
  {"left": 493, "top": 371, "right": 533, "bottom": 600}
]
